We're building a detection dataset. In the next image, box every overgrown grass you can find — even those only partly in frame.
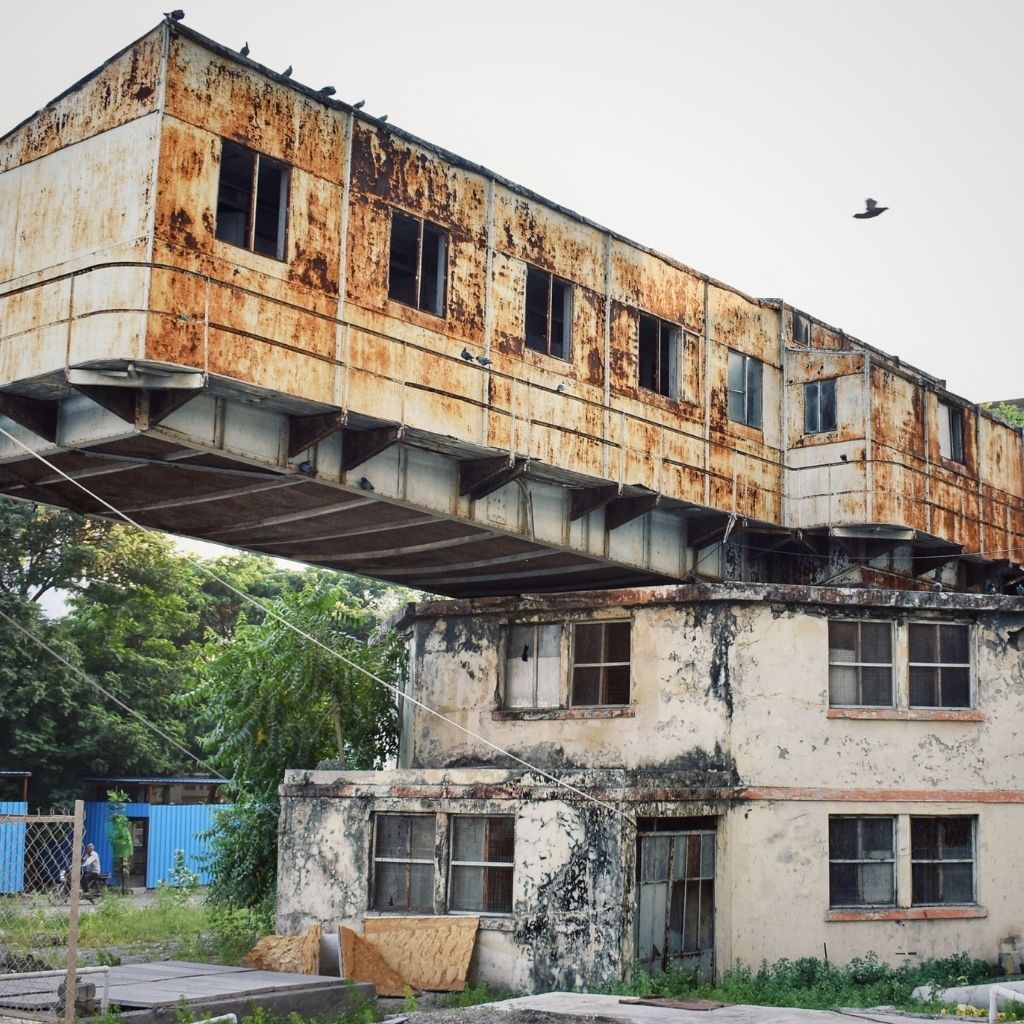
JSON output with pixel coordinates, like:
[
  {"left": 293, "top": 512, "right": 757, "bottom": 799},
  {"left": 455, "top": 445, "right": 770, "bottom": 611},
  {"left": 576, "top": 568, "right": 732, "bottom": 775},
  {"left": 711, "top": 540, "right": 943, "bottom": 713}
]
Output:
[{"left": 613, "top": 952, "right": 998, "bottom": 1011}]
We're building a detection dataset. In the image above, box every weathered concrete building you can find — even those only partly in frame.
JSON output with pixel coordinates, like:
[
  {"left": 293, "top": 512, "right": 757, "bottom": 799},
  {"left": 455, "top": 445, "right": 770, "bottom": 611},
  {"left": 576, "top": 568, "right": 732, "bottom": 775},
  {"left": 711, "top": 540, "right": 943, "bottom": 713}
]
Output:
[
  {"left": 278, "top": 585, "right": 1024, "bottom": 990},
  {"left": 3, "top": 18, "right": 1024, "bottom": 993},
  {"left": 0, "top": 20, "right": 1022, "bottom": 596}
]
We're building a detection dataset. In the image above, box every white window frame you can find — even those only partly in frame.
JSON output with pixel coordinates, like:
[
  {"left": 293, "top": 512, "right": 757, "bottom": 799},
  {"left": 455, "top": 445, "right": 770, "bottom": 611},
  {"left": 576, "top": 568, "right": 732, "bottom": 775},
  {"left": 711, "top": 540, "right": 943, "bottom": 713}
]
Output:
[
  {"left": 938, "top": 400, "right": 965, "bottom": 463},
  {"left": 502, "top": 622, "right": 562, "bottom": 709},
  {"left": 804, "top": 378, "right": 838, "bottom": 434}
]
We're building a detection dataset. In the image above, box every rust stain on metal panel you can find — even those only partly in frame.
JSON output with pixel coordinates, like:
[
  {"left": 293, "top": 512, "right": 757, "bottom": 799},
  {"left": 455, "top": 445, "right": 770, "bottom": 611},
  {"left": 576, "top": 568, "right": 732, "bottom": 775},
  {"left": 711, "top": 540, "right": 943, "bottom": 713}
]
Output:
[
  {"left": 609, "top": 242, "right": 705, "bottom": 334},
  {"left": 0, "top": 31, "right": 164, "bottom": 173}
]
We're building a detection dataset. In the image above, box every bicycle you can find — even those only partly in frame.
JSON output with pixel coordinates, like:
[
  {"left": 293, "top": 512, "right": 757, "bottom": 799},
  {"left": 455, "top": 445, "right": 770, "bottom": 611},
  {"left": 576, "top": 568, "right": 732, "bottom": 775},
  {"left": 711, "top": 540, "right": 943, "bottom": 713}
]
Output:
[{"left": 47, "top": 869, "right": 108, "bottom": 905}]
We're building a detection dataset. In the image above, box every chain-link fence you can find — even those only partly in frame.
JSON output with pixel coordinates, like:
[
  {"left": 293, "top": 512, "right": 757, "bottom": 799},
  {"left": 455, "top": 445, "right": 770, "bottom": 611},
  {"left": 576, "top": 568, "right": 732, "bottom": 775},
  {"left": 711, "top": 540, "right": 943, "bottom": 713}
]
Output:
[{"left": 0, "top": 801, "right": 86, "bottom": 1022}]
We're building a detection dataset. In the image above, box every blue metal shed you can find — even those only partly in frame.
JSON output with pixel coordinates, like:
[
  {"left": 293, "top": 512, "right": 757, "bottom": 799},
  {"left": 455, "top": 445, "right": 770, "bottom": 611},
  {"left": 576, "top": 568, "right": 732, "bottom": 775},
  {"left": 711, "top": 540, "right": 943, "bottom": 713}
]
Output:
[{"left": 0, "top": 800, "right": 28, "bottom": 894}]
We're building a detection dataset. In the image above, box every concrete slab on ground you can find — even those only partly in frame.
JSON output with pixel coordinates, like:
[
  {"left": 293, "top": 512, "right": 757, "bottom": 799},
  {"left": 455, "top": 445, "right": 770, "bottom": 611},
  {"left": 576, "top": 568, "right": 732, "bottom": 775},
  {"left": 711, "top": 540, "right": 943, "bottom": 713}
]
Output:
[{"left": 487, "top": 993, "right": 929, "bottom": 1024}]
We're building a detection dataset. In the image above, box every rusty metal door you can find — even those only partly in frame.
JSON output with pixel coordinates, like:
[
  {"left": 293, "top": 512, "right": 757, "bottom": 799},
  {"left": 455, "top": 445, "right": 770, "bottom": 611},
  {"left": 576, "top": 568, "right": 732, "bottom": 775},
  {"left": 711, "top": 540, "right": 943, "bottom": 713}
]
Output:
[{"left": 635, "top": 828, "right": 715, "bottom": 976}]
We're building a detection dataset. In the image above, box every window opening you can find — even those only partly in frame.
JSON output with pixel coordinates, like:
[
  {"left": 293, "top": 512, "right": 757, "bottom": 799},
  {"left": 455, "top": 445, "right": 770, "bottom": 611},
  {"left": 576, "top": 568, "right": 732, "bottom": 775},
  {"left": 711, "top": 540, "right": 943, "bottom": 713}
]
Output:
[
  {"left": 449, "top": 815, "right": 514, "bottom": 913},
  {"left": 639, "top": 314, "right": 679, "bottom": 397},
  {"left": 828, "top": 620, "right": 893, "bottom": 706},
  {"left": 908, "top": 623, "right": 971, "bottom": 707},
  {"left": 829, "top": 816, "right": 896, "bottom": 907},
  {"left": 793, "top": 313, "right": 812, "bottom": 345},
  {"left": 215, "top": 140, "right": 289, "bottom": 260},
  {"left": 388, "top": 211, "right": 447, "bottom": 316},
  {"left": 911, "top": 817, "right": 975, "bottom": 905},
  {"left": 372, "top": 814, "right": 436, "bottom": 912},
  {"left": 804, "top": 379, "right": 838, "bottom": 434},
  {"left": 525, "top": 266, "right": 571, "bottom": 359},
  {"left": 571, "top": 620, "right": 631, "bottom": 706},
  {"left": 938, "top": 401, "right": 965, "bottom": 463},
  {"left": 503, "top": 623, "right": 561, "bottom": 708},
  {"left": 727, "top": 351, "right": 763, "bottom": 429}
]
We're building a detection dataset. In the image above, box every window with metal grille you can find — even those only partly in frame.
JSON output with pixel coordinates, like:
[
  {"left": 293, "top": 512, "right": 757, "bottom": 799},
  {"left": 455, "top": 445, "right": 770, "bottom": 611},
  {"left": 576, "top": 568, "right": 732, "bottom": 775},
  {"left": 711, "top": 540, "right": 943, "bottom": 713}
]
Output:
[
  {"left": 909, "top": 623, "right": 971, "bottom": 708},
  {"left": 525, "top": 266, "right": 572, "bottom": 359},
  {"left": 829, "top": 817, "right": 896, "bottom": 907},
  {"left": 215, "top": 140, "right": 289, "bottom": 260},
  {"left": 571, "top": 620, "right": 631, "bottom": 706},
  {"left": 638, "top": 314, "right": 680, "bottom": 398},
  {"left": 449, "top": 815, "right": 514, "bottom": 913},
  {"left": 372, "top": 814, "right": 436, "bottom": 912},
  {"left": 804, "top": 379, "right": 838, "bottom": 434},
  {"left": 503, "top": 623, "right": 561, "bottom": 708},
  {"left": 727, "top": 351, "right": 763, "bottom": 429},
  {"left": 828, "top": 620, "right": 893, "bottom": 706},
  {"left": 938, "top": 401, "right": 965, "bottom": 463},
  {"left": 911, "top": 817, "right": 976, "bottom": 905},
  {"left": 388, "top": 210, "right": 447, "bottom": 316}
]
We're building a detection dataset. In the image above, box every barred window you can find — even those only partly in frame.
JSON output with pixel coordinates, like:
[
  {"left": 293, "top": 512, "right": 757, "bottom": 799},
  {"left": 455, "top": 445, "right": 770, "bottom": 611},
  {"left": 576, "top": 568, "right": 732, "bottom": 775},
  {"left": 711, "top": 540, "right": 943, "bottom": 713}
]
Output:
[
  {"left": 571, "top": 620, "right": 631, "bottom": 706},
  {"left": 829, "top": 817, "right": 896, "bottom": 907},
  {"left": 911, "top": 817, "right": 976, "bottom": 905},
  {"left": 449, "top": 816, "right": 514, "bottom": 914},
  {"left": 372, "top": 814, "right": 436, "bottom": 912},
  {"left": 828, "top": 621, "right": 893, "bottom": 707},
  {"left": 909, "top": 623, "right": 971, "bottom": 708}
]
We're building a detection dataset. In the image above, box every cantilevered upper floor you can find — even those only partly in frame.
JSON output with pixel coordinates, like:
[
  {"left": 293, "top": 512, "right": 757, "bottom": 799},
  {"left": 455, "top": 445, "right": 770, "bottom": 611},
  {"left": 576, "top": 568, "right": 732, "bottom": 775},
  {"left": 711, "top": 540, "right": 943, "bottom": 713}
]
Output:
[{"left": 0, "top": 19, "right": 1021, "bottom": 595}]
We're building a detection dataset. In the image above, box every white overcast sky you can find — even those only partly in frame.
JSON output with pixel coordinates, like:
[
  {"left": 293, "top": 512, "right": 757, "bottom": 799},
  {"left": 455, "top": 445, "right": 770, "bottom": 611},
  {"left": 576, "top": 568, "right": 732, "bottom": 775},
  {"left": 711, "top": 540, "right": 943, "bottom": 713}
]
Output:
[{"left": 1, "top": 0, "right": 1021, "bottom": 405}]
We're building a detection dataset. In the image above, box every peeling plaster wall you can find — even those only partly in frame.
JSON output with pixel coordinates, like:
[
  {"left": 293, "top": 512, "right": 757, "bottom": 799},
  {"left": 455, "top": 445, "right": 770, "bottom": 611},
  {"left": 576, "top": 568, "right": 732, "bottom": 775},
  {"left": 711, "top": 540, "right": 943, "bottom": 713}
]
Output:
[{"left": 276, "top": 768, "right": 636, "bottom": 993}]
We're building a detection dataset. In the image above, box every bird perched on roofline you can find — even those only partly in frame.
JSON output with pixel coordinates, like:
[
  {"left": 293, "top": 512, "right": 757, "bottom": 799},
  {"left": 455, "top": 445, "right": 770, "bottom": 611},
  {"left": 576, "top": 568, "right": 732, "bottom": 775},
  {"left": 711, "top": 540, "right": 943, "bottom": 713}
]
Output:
[
  {"left": 240, "top": 41, "right": 250, "bottom": 57},
  {"left": 282, "top": 65, "right": 293, "bottom": 78},
  {"left": 854, "top": 198, "right": 888, "bottom": 219},
  {"left": 318, "top": 86, "right": 336, "bottom": 97},
  {"left": 164, "top": 9, "right": 185, "bottom": 21},
  {"left": 352, "top": 99, "right": 366, "bottom": 110}
]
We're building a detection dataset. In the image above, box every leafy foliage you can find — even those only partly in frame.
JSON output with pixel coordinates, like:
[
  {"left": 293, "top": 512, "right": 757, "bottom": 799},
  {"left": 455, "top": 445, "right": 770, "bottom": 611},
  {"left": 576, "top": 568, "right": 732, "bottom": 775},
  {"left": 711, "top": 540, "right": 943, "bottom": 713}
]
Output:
[
  {"left": 984, "top": 402, "right": 1024, "bottom": 428},
  {"left": 193, "top": 576, "right": 405, "bottom": 906}
]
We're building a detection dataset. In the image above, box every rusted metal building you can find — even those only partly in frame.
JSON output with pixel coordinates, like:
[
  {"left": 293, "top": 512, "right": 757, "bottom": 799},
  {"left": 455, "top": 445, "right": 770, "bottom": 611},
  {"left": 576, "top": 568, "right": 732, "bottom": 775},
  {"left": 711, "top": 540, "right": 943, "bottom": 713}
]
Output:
[
  {"left": 0, "top": 20, "right": 1022, "bottom": 596},
  {"left": 3, "top": 19, "right": 1024, "bottom": 993}
]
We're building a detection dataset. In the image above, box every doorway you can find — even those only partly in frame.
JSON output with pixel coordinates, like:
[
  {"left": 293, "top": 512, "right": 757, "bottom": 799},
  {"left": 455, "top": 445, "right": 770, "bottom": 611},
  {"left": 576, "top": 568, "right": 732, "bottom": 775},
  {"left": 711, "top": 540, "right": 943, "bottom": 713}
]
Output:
[{"left": 635, "top": 821, "right": 715, "bottom": 976}]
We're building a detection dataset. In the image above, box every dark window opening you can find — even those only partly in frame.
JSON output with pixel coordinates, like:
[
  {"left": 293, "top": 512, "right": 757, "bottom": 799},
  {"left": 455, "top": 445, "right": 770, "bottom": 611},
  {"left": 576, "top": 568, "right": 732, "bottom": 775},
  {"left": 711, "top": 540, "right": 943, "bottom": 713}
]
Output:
[
  {"left": 939, "top": 401, "right": 965, "bottom": 463},
  {"left": 215, "top": 140, "right": 288, "bottom": 260},
  {"left": 571, "top": 620, "right": 631, "bottom": 706},
  {"left": 911, "top": 817, "right": 975, "bottom": 905},
  {"left": 909, "top": 623, "right": 971, "bottom": 708},
  {"left": 525, "top": 266, "right": 571, "bottom": 360},
  {"left": 449, "top": 815, "right": 514, "bottom": 913},
  {"left": 639, "top": 314, "right": 679, "bottom": 397},
  {"left": 794, "top": 313, "right": 812, "bottom": 345},
  {"left": 804, "top": 379, "right": 838, "bottom": 434},
  {"left": 829, "top": 816, "right": 896, "bottom": 907},
  {"left": 727, "top": 351, "right": 763, "bottom": 429},
  {"left": 388, "top": 211, "right": 447, "bottom": 316}
]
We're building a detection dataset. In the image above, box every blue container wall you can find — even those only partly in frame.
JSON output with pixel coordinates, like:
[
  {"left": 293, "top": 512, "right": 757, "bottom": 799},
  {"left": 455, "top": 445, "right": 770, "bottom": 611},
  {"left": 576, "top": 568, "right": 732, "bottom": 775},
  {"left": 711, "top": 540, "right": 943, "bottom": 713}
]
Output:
[
  {"left": 83, "top": 801, "right": 228, "bottom": 887},
  {"left": 0, "top": 801, "right": 28, "bottom": 893},
  {"left": 146, "top": 804, "right": 226, "bottom": 887}
]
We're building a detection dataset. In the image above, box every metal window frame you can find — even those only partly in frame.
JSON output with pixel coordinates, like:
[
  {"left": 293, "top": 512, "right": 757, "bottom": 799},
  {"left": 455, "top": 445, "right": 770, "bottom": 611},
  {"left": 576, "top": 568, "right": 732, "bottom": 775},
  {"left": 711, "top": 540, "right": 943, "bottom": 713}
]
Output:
[
  {"left": 907, "top": 621, "right": 973, "bottom": 709},
  {"left": 501, "top": 621, "right": 564, "bottom": 709},
  {"left": 828, "top": 814, "right": 897, "bottom": 908},
  {"left": 939, "top": 400, "right": 966, "bottom": 463},
  {"left": 727, "top": 350, "right": 763, "bottom": 429},
  {"left": 638, "top": 311, "right": 681, "bottom": 398},
  {"left": 370, "top": 812, "right": 437, "bottom": 912},
  {"left": 910, "top": 815, "right": 977, "bottom": 906},
  {"left": 804, "top": 378, "right": 838, "bottom": 434},
  {"left": 827, "top": 618, "right": 895, "bottom": 708},
  {"left": 569, "top": 618, "right": 632, "bottom": 707},
  {"left": 387, "top": 210, "right": 449, "bottom": 317},
  {"left": 525, "top": 264, "right": 573, "bottom": 360},
  {"left": 447, "top": 814, "right": 515, "bottom": 915},
  {"left": 217, "top": 139, "right": 290, "bottom": 261}
]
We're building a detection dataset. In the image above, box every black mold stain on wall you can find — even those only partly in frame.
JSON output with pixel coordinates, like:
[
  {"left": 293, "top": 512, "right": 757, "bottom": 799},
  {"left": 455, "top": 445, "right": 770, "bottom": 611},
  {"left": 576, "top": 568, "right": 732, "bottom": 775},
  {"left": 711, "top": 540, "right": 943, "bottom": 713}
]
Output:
[{"left": 692, "top": 604, "right": 737, "bottom": 716}]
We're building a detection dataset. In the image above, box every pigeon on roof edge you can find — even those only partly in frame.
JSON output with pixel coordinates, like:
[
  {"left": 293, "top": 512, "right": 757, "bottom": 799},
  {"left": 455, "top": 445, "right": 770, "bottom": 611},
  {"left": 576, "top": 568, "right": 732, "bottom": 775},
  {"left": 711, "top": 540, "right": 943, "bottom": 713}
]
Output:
[{"left": 854, "top": 198, "right": 888, "bottom": 219}]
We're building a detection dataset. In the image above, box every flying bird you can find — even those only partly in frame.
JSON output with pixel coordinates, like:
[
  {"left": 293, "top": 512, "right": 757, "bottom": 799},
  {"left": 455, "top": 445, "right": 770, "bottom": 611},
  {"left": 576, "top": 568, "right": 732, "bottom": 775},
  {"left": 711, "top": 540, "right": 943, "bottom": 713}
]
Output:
[
  {"left": 240, "top": 42, "right": 250, "bottom": 57},
  {"left": 853, "top": 198, "right": 888, "bottom": 219},
  {"left": 352, "top": 100, "right": 366, "bottom": 110},
  {"left": 282, "top": 65, "right": 293, "bottom": 78},
  {"left": 318, "top": 86, "right": 336, "bottom": 97},
  {"left": 164, "top": 9, "right": 185, "bottom": 21}
]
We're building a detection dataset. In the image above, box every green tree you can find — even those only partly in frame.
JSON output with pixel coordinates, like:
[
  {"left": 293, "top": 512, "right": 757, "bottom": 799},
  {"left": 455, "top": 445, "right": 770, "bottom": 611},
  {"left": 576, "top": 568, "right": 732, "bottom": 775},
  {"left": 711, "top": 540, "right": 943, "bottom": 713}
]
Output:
[
  {"left": 985, "top": 402, "right": 1024, "bottom": 428},
  {"left": 193, "top": 577, "right": 405, "bottom": 907}
]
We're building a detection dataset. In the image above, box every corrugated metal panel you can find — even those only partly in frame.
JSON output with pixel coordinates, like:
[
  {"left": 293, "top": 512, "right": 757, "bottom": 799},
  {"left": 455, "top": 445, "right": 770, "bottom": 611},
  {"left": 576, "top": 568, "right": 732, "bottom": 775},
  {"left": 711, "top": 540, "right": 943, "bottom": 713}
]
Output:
[
  {"left": 146, "top": 804, "right": 228, "bottom": 887},
  {"left": 84, "top": 801, "right": 150, "bottom": 883},
  {"left": 0, "top": 801, "right": 28, "bottom": 893}
]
